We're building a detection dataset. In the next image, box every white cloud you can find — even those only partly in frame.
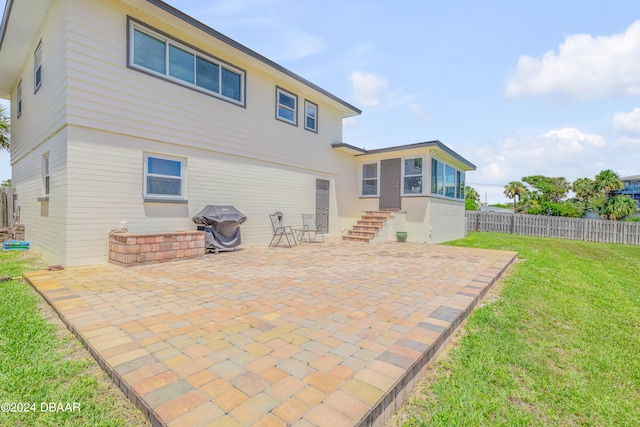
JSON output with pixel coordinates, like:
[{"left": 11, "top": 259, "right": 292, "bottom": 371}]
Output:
[
  {"left": 470, "top": 128, "right": 611, "bottom": 184},
  {"left": 408, "top": 104, "right": 432, "bottom": 122},
  {"left": 348, "top": 71, "right": 389, "bottom": 107},
  {"left": 506, "top": 20, "right": 640, "bottom": 99},
  {"left": 613, "top": 108, "right": 640, "bottom": 137}
]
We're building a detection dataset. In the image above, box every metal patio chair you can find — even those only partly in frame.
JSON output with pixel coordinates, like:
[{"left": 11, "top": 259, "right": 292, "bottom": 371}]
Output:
[
  {"left": 298, "top": 213, "right": 324, "bottom": 244},
  {"left": 268, "top": 212, "right": 297, "bottom": 247}
]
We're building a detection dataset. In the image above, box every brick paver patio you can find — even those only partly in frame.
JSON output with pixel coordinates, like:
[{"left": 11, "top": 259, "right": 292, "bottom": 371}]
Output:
[{"left": 25, "top": 240, "right": 516, "bottom": 426}]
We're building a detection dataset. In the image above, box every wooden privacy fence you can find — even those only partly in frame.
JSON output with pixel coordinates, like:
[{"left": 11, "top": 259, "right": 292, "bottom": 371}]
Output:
[
  {"left": 1, "top": 187, "right": 18, "bottom": 228},
  {"left": 466, "top": 211, "right": 640, "bottom": 245}
]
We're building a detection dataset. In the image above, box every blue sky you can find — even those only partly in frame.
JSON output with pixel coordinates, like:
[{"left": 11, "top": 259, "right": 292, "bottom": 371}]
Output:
[{"left": 3, "top": 0, "right": 640, "bottom": 203}]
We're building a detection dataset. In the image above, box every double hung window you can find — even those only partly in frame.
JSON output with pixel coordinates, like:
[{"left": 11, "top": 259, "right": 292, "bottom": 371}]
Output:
[
  {"left": 34, "top": 42, "right": 43, "bottom": 91},
  {"left": 276, "top": 88, "right": 297, "bottom": 125},
  {"left": 361, "top": 163, "right": 378, "bottom": 196},
  {"left": 17, "top": 81, "right": 22, "bottom": 117},
  {"left": 130, "top": 21, "right": 244, "bottom": 104},
  {"left": 144, "top": 154, "right": 185, "bottom": 199},
  {"left": 403, "top": 158, "right": 423, "bottom": 194},
  {"left": 304, "top": 100, "right": 318, "bottom": 132},
  {"left": 43, "top": 154, "right": 50, "bottom": 196}
]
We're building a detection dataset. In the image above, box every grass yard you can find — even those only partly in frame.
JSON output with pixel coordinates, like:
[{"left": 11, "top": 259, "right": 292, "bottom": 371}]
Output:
[
  {"left": 399, "top": 232, "right": 640, "bottom": 427},
  {"left": 0, "top": 251, "right": 149, "bottom": 427}
]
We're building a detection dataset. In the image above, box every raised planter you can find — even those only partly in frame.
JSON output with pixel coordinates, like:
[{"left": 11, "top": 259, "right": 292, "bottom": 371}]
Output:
[{"left": 108, "top": 230, "right": 205, "bottom": 267}]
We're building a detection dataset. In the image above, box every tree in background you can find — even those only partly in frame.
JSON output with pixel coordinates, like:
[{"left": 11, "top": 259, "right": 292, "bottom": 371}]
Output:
[
  {"left": 601, "top": 194, "right": 637, "bottom": 220},
  {"left": 503, "top": 181, "right": 526, "bottom": 211},
  {"left": 522, "top": 175, "right": 571, "bottom": 203},
  {"left": 0, "top": 106, "right": 9, "bottom": 151},
  {"left": 593, "top": 169, "right": 623, "bottom": 199},
  {"left": 572, "top": 177, "right": 596, "bottom": 202},
  {"left": 464, "top": 185, "right": 480, "bottom": 210}
]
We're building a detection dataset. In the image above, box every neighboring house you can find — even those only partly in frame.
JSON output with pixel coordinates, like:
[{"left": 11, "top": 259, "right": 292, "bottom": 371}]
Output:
[
  {"left": 0, "top": 0, "right": 475, "bottom": 266},
  {"left": 619, "top": 175, "right": 640, "bottom": 208}
]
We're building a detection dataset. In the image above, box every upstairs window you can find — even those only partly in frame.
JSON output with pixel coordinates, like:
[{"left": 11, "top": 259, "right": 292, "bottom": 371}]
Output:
[
  {"left": 129, "top": 20, "right": 245, "bottom": 104},
  {"left": 34, "top": 41, "right": 43, "bottom": 91},
  {"left": 304, "top": 100, "right": 318, "bottom": 132},
  {"left": 17, "top": 81, "right": 22, "bottom": 117},
  {"left": 144, "top": 154, "right": 185, "bottom": 199},
  {"left": 276, "top": 87, "right": 297, "bottom": 125}
]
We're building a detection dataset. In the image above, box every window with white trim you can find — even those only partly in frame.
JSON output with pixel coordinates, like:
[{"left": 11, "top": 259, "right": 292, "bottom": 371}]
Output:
[
  {"left": 430, "top": 158, "right": 465, "bottom": 200},
  {"left": 34, "top": 41, "right": 43, "bottom": 91},
  {"left": 129, "top": 20, "right": 245, "bottom": 104},
  {"left": 403, "top": 157, "right": 423, "bottom": 194},
  {"left": 276, "top": 87, "right": 297, "bottom": 125},
  {"left": 304, "top": 100, "right": 318, "bottom": 132},
  {"left": 17, "top": 81, "right": 22, "bottom": 117},
  {"left": 144, "top": 154, "right": 185, "bottom": 199},
  {"left": 361, "top": 163, "right": 378, "bottom": 196},
  {"left": 43, "top": 154, "right": 50, "bottom": 196}
]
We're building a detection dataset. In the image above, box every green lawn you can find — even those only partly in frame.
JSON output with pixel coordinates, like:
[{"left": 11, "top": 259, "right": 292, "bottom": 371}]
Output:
[
  {"left": 0, "top": 251, "right": 148, "bottom": 426},
  {"left": 403, "top": 232, "right": 640, "bottom": 427}
]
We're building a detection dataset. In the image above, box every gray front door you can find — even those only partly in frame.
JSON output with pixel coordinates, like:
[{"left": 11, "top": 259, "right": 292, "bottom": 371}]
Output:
[
  {"left": 316, "top": 179, "right": 330, "bottom": 233},
  {"left": 380, "top": 158, "right": 401, "bottom": 210}
]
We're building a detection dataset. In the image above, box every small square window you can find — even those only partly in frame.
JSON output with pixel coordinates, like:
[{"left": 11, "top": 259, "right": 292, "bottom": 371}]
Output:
[
  {"left": 304, "top": 100, "right": 318, "bottom": 132},
  {"left": 144, "top": 154, "right": 185, "bottom": 199},
  {"left": 34, "top": 42, "right": 43, "bottom": 91},
  {"left": 276, "top": 87, "right": 297, "bottom": 125}
]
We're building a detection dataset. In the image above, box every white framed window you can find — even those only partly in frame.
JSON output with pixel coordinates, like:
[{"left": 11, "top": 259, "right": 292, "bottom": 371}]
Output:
[
  {"left": 402, "top": 157, "right": 424, "bottom": 195},
  {"left": 144, "top": 153, "right": 185, "bottom": 199},
  {"left": 43, "top": 154, "right": 50, "bottom": 196},
  {"left": 430, "top": 158, "right": 465, "bottom": 200},
  {"left": 361, "top": 162, "right": 379, "bottom": 197},
  {"left": 129, "top": 20, "right": 245, "bottom": 105},
  {"left": 17, "top": 81, "right": 22, "bottom": 117},
  {"left": 304, "top": 100, "right": 318, "bottom": 132},
  {"left": 276, "top": 87, "right": 297, "bottom": 125},
  {"left": 34, "top": 41, "right": 43, "bottom": 92}
]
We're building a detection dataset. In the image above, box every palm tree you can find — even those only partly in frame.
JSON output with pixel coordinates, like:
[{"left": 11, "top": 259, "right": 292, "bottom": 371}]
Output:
[
  {"left": 0, "top": 106, "right": 9, "bottom": 151},
  {"left": 601, "top": 194, "right": 637, "bottom": 220},
  {"left": 503, "top": 181, "right": 526, "bottom": 211},
  {"left": 465, "top": 185, "right": 480, "bottom": 203},
  {"left": 594, "top": 169, "right": 623, "bottom": 199},
  {"left": 572, "top": 177, "right": 596, "bottom": 202}
]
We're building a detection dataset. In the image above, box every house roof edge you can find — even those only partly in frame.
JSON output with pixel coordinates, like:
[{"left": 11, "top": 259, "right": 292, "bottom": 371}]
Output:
[{"left": 146, "top": 0, "right": 361, "bottom": 117}]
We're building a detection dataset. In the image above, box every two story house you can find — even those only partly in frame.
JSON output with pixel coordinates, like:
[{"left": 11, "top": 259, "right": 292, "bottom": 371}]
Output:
[{"left": 0, "top": 0, "right": 474, "bottom": 266}]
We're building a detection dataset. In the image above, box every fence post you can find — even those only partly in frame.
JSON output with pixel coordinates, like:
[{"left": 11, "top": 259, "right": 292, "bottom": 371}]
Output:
[
  {"left": 545, "top": 216, "right": 550, "bottom": 237},
  {"left": 623, "top": 222, "right": 627, "bottom": 245}
]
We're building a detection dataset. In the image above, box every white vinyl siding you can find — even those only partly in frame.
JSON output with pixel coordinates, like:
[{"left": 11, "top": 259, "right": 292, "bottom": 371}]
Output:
[
  {"left": 129, "top": 20, "right": 245, "bottom": 105},
  {"left": 276, "top": 87, "right": 297, "bottom": 125},
  {"left": 304, "top": 100, "right": 318, "bottom": 132}
]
